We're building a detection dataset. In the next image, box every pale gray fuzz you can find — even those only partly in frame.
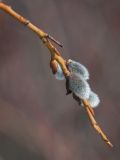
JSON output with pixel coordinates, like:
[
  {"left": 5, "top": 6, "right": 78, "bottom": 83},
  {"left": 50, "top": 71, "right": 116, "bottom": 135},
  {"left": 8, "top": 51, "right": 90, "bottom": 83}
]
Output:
[
  {"left": 54, "top": 62, "right": 65, "bottom": 80},
  {"left": 69, "top": 73, "right": 90, "bottom": 99},
  {"left": 67, "top": 59, "right": 89, "bottom": 80},
  {"left": 88, "top": 91, "right": 100, "bottom": 108}
]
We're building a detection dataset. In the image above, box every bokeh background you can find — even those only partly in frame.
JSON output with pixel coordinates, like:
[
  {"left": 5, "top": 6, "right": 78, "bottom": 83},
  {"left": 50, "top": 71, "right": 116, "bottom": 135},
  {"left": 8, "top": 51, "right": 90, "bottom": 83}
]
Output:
[{"left": 0, "top": 0, "right": 120, "bottom": 160}]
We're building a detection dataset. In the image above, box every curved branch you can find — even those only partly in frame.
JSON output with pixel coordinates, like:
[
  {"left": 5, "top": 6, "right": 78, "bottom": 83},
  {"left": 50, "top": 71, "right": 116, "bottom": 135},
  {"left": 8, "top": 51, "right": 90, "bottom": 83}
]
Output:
[{"left": 0, "top": 2, "right": 113, "bottom": 147}]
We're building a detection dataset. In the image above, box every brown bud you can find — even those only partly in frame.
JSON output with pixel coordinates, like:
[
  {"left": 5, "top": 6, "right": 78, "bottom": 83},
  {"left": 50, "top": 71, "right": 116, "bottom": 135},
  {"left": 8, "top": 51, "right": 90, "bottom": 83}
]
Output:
[{"left": 50, "top": 59, "right": 58, "bottom": 74}]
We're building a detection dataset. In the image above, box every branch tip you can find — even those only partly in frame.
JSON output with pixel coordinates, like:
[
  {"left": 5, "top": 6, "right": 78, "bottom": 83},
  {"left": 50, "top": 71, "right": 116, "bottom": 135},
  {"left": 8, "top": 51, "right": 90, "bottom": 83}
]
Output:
[{"left": 82, "top": 99, "right": 113, "bottom": 148}]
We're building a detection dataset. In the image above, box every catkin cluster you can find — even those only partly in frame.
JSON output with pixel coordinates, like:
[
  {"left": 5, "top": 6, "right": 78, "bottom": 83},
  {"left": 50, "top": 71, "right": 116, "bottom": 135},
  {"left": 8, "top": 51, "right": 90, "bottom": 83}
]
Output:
[{"left": 50, "top": 59, "right": 100, "bottom": 108}]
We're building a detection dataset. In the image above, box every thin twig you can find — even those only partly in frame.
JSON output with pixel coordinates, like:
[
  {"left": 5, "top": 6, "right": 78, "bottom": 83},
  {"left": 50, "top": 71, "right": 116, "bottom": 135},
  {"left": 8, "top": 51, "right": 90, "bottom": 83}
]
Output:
[
  {"left": 0, "top": 2, "right": 113, "bottom": 147},
  {"left": 0, "top": 2, "right": 63, "bottom": 47},
  {"left": 0, "top": 2, "right": 68, "bottom": 76}
]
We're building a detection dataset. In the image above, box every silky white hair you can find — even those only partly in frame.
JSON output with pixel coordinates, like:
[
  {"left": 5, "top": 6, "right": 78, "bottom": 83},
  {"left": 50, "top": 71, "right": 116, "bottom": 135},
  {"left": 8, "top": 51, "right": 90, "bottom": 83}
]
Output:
[
  {"left": 54, "top": 63, "right": 65, "bottom": 80},
  {"left": 69, "top": 72, "right": 90, "bottom": 99},
  {"left": 88, "top": 91, "right": 100, "bottom": 108},
  {"left": 67, "top": 59, "right": 89, "bottom": 80}
]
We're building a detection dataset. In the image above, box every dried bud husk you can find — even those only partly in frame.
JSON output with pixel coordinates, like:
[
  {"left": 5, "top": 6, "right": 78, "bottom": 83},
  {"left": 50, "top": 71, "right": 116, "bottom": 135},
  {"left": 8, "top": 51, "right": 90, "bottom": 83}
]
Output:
[
  {"left": 66, "top": 77, "right": 72, "bottom": 95},
  {"left": 72, "top": 93, "right": 82, "bottom": 105}
]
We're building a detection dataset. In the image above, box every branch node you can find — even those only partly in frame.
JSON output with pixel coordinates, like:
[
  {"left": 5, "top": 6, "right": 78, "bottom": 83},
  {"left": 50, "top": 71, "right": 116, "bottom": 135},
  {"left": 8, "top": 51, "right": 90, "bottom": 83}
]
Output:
[{"left": 24, "top": 19, "right": 30, "bottom": 26}]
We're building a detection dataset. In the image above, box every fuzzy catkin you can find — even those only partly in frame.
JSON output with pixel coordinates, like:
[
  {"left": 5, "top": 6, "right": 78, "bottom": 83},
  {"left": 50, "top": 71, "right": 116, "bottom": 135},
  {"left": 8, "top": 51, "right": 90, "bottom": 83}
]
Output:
[
  {"left": 67, "top": 59, "right": 89, "bottom": 80},
  {"left": 69, "top": 73, "right": 90, "bottom": 99},
  {"left": 54, "top": 62, "right": 65, "bottom": 80},
  {"left": 88, "top": 91, "right": 100, "bottom": 108}
]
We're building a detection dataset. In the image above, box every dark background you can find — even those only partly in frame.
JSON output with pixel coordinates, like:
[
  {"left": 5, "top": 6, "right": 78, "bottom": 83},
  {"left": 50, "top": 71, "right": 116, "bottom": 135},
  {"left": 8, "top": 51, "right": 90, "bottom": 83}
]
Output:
[{"left": 0, "top": 0, "right": 120, "bottom": 160}]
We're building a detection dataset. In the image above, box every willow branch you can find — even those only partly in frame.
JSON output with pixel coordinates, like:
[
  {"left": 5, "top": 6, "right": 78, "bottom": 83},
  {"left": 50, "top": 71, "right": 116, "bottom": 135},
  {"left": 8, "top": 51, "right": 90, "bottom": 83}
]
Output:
[{"left": 0, "top": 2, "right": 113, "bottom": 147}]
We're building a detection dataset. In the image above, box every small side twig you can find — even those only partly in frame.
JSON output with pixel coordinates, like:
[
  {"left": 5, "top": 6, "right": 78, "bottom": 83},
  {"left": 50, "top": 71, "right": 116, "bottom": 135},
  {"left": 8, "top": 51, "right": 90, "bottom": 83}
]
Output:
[{"left": 47, "top": 34, "right": 63, "bottom": 47}]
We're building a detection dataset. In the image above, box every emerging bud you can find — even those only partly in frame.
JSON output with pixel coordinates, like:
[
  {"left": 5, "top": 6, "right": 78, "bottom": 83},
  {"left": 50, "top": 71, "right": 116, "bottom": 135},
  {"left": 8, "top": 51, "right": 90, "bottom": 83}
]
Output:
[
  {"left": 67, "top": 59, "right": 89, "bottom": 80},
  {"left": 50, "top": 59, "right": 65, "bottom": 80},
  {"left": 87, "top": 91, "right": 100, "bottom": 108},
  {"left": 69, "top": 73, "right": 90, "bottom": 99},
  {"left": 50, "top": 59, "right": 58, "bottom": 74}
]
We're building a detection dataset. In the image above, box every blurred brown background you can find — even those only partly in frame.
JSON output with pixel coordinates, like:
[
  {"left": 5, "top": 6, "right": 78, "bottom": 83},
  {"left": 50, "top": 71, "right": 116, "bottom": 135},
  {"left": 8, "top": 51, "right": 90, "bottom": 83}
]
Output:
[{"left": 0, "top": 0, "right": 120, "bottom": 160}]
